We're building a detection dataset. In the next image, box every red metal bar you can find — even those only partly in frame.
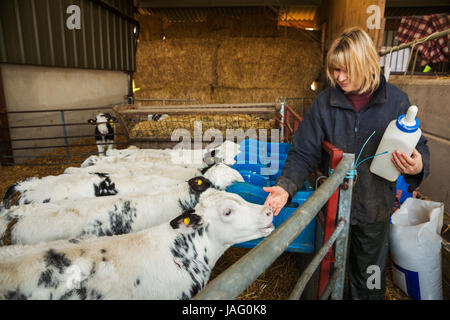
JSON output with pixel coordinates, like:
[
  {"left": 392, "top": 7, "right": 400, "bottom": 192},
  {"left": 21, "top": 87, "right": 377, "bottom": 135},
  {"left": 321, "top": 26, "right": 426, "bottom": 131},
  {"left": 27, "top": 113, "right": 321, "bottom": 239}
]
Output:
[
  {"left": 283, "top": 104, "right": 344, "bottom": 300},
  {"left": 318, "top": 141, "right": 343, "bottom": 299}
]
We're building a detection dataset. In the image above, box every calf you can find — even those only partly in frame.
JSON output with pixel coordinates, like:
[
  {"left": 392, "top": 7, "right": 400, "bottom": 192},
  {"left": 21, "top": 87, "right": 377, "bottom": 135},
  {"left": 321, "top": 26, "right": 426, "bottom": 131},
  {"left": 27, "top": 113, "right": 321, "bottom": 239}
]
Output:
[
  {"left": 0, "top": 189, "right": 274, "bottom": 299},
  {"left": 88, "top": 113, "right": 117, "bottom": 156},
  {"left": 1, "top": 163, "right": 242, "bottom": 209},
  {"left": 80, "top": 140, "right": 241, "bottom": 169},
  {"left": 148, "top": 114, "right": 169, "bottom": 121},
  {"left": 0, "top": 166, "right": 244, "bottom": 245}
]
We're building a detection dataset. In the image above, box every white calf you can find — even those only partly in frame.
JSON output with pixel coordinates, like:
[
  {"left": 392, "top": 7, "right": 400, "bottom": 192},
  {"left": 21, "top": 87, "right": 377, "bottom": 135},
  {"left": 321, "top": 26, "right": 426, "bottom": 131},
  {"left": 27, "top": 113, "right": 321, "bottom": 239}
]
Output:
[
  {"left": 0, "top": 189, "right": 274, "bottom": 299},
  {"left": 80, "top": 140, "right": 241, "bottom": 169},
  {"left": 1, "top": 166, "right": 244, "bottom": 245},
  {"left": 1, "top": 163, "right": 242, "bottom": 209}
]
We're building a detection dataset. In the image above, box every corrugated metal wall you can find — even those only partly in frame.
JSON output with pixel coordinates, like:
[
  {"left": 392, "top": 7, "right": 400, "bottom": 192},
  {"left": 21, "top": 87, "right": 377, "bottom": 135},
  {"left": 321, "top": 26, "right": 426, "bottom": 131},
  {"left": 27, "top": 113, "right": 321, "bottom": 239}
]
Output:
[{"left": 0, "top": 0, "right": 138, "bottom": 72}]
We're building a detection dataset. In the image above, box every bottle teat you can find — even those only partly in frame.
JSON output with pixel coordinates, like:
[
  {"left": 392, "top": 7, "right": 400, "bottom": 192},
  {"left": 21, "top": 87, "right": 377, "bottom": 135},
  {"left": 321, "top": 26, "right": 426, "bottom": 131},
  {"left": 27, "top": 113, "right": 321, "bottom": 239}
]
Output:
[
  {"left": 403, "top": 105, "right": 418, "bottom": 126},
  {"left": 396, "top": 105, "right": 420, "bottom": 133}
]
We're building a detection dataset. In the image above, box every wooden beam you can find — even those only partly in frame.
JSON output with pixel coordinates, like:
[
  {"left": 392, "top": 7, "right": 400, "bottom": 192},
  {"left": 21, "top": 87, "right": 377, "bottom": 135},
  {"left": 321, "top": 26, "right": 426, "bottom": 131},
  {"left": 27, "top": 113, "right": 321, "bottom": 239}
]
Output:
[{"left": 139, "top": 0, "right": 323, "bottom": 8}]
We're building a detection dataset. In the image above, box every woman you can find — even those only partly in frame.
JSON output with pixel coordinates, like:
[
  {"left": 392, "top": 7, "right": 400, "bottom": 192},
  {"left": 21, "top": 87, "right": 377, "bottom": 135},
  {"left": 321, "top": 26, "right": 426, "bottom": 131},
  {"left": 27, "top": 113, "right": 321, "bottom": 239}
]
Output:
[{"left": 263, "top": 27, "right": 430, "bottom": 300}]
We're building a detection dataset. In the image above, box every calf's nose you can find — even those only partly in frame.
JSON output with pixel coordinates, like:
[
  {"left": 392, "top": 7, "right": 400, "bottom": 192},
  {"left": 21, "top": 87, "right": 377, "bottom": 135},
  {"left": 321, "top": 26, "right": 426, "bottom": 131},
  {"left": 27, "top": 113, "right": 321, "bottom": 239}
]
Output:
[{"left": 263, "top": 206, "right": 273, "bottom": 217}]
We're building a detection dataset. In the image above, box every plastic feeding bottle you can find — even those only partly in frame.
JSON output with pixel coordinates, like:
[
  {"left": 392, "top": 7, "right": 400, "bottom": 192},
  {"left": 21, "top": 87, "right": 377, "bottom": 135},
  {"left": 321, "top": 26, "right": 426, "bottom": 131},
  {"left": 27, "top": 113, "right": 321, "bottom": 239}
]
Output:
[{"left": 370, "top": 105, "right": 421, "bottom": 182}]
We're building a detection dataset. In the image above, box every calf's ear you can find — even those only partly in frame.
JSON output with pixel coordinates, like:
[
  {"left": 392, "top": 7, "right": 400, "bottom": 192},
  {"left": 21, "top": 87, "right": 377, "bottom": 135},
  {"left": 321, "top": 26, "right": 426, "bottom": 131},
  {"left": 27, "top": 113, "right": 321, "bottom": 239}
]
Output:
[
  {"left": 170, "top": 210, "right": 203, "bottom": 232},
  {"left": 188, "top": 177, "right": 212, "bottom": 193}
]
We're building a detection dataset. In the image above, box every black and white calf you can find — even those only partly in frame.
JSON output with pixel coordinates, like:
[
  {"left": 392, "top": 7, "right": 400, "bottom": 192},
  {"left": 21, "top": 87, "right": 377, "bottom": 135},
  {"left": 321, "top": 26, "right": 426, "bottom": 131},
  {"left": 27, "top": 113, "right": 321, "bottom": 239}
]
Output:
[
  {"left": 149, "top": 114, "right": 169, "bottom": 121},
  {"left": 0, "top": 189, "right": 274, "bottom": 299},
  {"left": 79, "top": 140, "right": 241, "bottom": 169},
  {"left": 0, "top": 166, "right": 244, "bottom": 245},
  {"left": 0, "top": 163, "right": 243, "bottom": 210},
  {"left": 88, "top": 113, "right": 117, "bottom": 156}
]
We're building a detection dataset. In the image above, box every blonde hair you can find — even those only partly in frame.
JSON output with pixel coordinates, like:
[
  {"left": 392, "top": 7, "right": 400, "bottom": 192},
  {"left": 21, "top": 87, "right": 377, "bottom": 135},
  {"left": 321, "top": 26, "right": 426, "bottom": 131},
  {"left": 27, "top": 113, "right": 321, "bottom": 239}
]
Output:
[{"left": 326, "top": 27, "right": 380, "bottom": 94}]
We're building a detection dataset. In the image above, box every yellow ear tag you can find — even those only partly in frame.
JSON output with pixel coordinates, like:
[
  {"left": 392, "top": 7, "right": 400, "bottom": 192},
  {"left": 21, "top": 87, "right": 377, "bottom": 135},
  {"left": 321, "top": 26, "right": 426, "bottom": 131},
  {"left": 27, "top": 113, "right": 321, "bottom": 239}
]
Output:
[
  {"left": 210, "top": 157, "right": 214, "bottom": 163},
  {"left": 197, "top": 179, "right": 202, "bottom": 185},
  {"left": 184, "top": 217, "right": 190, "bottom": 225}
]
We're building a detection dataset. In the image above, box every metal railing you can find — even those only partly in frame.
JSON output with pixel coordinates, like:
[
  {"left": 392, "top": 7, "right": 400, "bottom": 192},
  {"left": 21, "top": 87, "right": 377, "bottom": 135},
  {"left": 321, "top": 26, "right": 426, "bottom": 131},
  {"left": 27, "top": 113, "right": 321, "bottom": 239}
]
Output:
[
  {"left": 380, "top": 23, "right": 450, "bottom": 77},
  {"left": 134, "top": 97, "right": 197, "bottom": 106},
  {"left": 195, "top": 101, "right": 354, "bottom": 300},
  {"left": 194, "top": 153, "right": 354, "bottom": 300},
  {"left": 0, "top": 104, "right": 129, "bottom": 166}
]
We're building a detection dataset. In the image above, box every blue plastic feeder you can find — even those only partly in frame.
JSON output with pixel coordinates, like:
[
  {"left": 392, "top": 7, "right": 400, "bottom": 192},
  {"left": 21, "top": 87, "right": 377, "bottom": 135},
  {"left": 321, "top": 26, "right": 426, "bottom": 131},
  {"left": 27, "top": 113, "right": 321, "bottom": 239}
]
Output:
[{"left": 227, "top": 139, "right": 315, "bottom": 253}]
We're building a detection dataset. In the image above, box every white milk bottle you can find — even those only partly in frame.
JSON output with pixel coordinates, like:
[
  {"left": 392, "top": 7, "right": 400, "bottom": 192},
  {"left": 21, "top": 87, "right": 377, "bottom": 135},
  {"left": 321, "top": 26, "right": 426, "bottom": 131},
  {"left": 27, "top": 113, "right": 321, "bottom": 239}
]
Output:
[{"left": 370, "top": 105, "right": 422, "bottom": 181}]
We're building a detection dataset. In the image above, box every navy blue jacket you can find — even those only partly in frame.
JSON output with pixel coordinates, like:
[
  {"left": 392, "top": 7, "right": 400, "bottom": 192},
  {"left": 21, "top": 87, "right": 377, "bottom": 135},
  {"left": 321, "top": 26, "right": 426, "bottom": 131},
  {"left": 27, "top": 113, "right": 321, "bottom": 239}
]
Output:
[{"left": 276, "top": 75, "right": 430, "bottom": 225}]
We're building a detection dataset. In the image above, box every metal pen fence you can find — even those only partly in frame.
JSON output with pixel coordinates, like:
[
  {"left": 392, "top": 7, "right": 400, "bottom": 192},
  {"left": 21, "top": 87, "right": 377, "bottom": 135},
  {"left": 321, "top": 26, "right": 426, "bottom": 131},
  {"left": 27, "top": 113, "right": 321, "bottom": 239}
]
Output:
[
  {"left": 0, "top": 104, "right": 129, "bottom": 166},
  {"left": 380, "top": 21, "right": 450, "bottom": 77},
  {"left": 195, "top": 153, "right": 354, "bottom": 300},
  {"left": 194, "top": 103, "right": 355, "bottom": 300}
]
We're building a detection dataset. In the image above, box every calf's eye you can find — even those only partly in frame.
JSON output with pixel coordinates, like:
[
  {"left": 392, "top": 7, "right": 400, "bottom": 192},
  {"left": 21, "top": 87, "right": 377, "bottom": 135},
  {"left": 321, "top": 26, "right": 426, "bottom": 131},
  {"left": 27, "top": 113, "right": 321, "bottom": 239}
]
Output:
[{"left": 224, "top": 209, "right": 232, "bottom": 216}]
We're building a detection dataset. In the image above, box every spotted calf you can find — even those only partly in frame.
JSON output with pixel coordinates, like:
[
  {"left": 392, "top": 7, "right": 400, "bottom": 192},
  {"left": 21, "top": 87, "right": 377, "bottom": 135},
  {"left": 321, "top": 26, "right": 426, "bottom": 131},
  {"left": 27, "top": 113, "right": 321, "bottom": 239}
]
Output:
[
  {"left": 87, "top": 113, "right": 117, "bottom": 156},
  {"left": 0, "top": 189, "right": 274, "bottom": 299},
  {"left": 1, "top": 164, "right": 244, "bottom": 245}
]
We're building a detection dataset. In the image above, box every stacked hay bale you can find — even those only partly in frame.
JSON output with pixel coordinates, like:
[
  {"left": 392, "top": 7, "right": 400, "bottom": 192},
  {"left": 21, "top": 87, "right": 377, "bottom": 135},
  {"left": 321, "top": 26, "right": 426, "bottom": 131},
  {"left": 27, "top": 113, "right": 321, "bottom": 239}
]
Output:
[{"left": 134, "top": 9, "right": 321, "bottom": 107}]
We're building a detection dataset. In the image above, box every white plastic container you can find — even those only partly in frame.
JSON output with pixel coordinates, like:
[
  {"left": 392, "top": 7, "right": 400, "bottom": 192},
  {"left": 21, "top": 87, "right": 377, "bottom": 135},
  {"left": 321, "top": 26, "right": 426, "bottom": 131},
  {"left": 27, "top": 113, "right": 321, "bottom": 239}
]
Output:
[{"left": 369, "top": 105, "right": 421, "bottom": 181}]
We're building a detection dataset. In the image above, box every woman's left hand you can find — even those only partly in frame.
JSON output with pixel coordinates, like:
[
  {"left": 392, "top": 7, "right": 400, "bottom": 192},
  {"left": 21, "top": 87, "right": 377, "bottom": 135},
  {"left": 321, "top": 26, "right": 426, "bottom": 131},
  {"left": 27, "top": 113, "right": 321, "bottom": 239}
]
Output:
[{"left": 391, "top": 149, "right": 423, "bottom": 175}]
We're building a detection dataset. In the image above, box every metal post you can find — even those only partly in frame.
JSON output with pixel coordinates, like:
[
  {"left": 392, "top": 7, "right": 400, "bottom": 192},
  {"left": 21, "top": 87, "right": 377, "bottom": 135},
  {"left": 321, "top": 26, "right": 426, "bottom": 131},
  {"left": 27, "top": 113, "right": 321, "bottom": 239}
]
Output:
[
  {"left": 320, "top": 266, "right": 342, "bottom": 300},
  {"left": 279, "top": 97, "right": 285, "bottom": 143},
  {"left": 194, "top": 153, "right": 355, "bottom": 300},
  {"left": 288, "top": 218, "right": 346, "bottom": 300},
  {"left": 331, "top": 154, "right": 354, "bottom": 299},
  {"left": 60, "top": 110, "right": 71, "bottom": 162}
]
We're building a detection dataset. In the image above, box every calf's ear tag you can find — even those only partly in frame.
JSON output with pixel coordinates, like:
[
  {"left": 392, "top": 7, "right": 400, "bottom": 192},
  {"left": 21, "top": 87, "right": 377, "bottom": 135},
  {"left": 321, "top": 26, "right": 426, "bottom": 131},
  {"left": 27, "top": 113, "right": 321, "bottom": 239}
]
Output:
[
  {"left": 184, "top": 217, "right": 190, "bottom": 225},
  {"left": 188, "top": 176, "right": 211, "bottom": 192}
]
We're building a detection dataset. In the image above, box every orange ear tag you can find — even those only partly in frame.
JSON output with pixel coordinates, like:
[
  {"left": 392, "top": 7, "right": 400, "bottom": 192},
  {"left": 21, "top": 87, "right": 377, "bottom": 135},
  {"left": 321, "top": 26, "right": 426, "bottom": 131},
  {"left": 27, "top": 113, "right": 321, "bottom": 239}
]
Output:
[{"left": 184, "top": 217, "right": 190, "bottom": 225}]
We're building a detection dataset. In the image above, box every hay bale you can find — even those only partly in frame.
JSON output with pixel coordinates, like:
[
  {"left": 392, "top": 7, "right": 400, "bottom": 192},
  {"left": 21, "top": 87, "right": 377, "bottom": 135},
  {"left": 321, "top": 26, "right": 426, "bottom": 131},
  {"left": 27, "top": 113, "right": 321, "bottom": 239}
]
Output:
[
  {"left": 217, "top": 38, "right": 322, "bottom": 90},
  {"left": 134, "top": 39, "right": 219, "bottom": 90},
  {"left": 212, "top": 87, "right": 313, "bottom": 104},
  {"left": 135, "top": 86, "right": 212, "bottom": 105}
]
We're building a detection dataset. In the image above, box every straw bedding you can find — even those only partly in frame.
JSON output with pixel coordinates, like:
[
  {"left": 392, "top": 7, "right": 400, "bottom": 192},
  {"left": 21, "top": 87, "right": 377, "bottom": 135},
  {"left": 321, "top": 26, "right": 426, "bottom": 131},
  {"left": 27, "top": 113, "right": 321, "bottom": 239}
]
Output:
[{"left": 0, "top": 127, "right": 412, "bottom": 300}]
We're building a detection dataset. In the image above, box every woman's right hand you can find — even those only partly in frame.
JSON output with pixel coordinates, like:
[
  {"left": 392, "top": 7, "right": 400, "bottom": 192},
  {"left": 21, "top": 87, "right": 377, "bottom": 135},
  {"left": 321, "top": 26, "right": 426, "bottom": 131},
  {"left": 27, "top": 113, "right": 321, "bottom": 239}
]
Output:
[{"left": 263, "top": 186, "right": 289, "bottom": 216}]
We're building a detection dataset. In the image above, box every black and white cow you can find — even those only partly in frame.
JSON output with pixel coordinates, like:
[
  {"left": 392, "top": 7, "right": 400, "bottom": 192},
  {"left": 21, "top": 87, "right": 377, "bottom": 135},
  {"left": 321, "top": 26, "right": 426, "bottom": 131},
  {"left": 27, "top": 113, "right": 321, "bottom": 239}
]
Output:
[
  {"left": 0, "top": 166, "right": 244, "bottom": 245},
  {"left": 78, "top": 140, "right": 241, "bottom": 169},
  {"left": 0, "top": 163, "right": 243, "bottom": 210},
  {"left": 0, "top": 189, "right": 274, "bottom": 299},
  {"left": 149, "top": 114, "right": 169, "bottom": 121},
  {"left": 87, "top": 113, "right": 117, "bottom": 156}
]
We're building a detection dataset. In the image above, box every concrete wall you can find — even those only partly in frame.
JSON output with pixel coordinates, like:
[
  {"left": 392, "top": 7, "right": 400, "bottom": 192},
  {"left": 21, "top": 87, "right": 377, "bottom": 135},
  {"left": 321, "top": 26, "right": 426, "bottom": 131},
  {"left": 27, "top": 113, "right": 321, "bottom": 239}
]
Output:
[
  {"left": 1, "top": 64, "right": 128, "bottom": 162},
  {"left": 390, "top": 76, "right": 450, "bottom": 210}
]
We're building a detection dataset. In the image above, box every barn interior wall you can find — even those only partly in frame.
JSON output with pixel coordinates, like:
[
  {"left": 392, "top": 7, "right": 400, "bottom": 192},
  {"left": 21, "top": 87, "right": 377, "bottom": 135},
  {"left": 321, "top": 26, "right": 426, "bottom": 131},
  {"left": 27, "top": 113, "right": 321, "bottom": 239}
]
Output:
[
  {"left": 389, "top": 77, "right": 450, "bottom": 209},
  {"left": 1, "top": 63, "right": 128, "bottom": 162},
  {"left": 319, "top": 0, "right": 386, "bottom": 51},
  {"left": 133, "top": 10, "right": 322, "bottom": 112}
]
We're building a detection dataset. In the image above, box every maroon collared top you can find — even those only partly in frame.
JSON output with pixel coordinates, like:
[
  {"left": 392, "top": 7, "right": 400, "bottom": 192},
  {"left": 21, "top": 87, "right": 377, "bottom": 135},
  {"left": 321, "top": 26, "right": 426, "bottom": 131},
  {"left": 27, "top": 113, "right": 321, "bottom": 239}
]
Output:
[{"left": 345, "top": 91, "right": 374, "bottom": 113}]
